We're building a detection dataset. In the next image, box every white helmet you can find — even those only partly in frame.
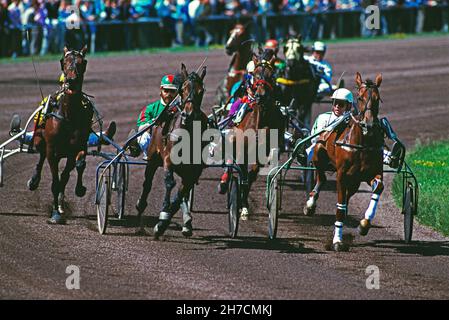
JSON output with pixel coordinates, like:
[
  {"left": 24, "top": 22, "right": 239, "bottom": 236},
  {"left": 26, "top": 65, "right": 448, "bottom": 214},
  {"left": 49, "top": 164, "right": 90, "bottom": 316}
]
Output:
[
  {"left": 331, "top": 88, "right": 353, "bottom": 104},
  {"left": 246, "top": 60, "right": 255, "bottom": 73},
  {"left": 313, "top": 41, "right": 326, "bottom": 52}
]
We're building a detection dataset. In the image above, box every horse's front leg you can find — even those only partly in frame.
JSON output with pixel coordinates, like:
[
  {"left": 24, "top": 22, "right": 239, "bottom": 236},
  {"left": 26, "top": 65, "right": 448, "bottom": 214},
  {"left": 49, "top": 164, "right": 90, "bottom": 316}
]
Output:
[
  {"left": 161, "top": 167, "right": 176, "bottom": 213},
  {"left": 74, "top": 150, "right": 87, "bottom": 197},
  {"left": 47, "top": 150, "right": 64, "bottom": 224},
  {"left": 58, "top": 156, "right": 77, "bottom": 215},
  {"left": 239, "top": 163, "right": 250, "bottom": 221},
  {"left": 154, "top": 179, "right": 193, "bottom": 239},
  {"left": 358, "top": 174, "right": 384, "bottom": 236}
]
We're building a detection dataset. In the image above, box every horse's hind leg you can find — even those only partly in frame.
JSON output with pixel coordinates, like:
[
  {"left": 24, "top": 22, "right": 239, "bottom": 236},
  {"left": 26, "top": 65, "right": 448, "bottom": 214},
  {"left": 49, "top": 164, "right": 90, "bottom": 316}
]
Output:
[
  {"left": 332, "top": 171, "right": 348, "bottom": 252},
  {"left": 75, "top": 150, "right": 87, "bottom": 197},
  {"left": 358, "top": 174, "right": 384, "bottom": 236},
  {"left": 28, "top": 134, "right": 46, "bottom": 190},
  {"left": 239, "top": 164, "right": 250, "bottom": 221},
  {"left": 304, "top": 145, "right": 327, "bottom": 215},
  {"left": 136, "top": 161, "right": 158, "bottom": 233},
  {"left": 161, "top": 168, "right": 176, "bottom": 213}
]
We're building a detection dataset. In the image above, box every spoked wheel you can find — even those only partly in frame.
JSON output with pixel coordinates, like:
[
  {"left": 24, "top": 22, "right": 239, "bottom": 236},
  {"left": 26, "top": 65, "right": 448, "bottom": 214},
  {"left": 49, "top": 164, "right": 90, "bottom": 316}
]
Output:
[
  {"left": 96, "top": 167, "right": 111, "bottom": 235},
  {"left": 268, "top": 174, "right": 281, "bottom": 240},
  {"left": 228, "top": 176, "right": 240, "bottom": 238},
  {"left": 403, "top": 185, "right": 415, "bottom": 244},
  {"left": 115, "top": 163, "right": 127, "bottom": 220}
]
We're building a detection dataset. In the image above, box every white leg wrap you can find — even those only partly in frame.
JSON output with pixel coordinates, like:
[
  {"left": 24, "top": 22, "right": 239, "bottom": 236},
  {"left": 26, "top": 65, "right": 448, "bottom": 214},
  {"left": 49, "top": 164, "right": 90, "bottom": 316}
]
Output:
[
  {"left": 333, "top": 221, "right": 343, "bottom": 244},
  {"left": 336, "top": 203, "right": 347, "bottom": 212},
  {"left": 364, "top": 193, "right": 380, "bottom": 221},
  {"left": 306, "top": 196, "right": 316, "bottom": 209},
  {"left": 159, "top": 211, "right": 171, "bottom": 221}
]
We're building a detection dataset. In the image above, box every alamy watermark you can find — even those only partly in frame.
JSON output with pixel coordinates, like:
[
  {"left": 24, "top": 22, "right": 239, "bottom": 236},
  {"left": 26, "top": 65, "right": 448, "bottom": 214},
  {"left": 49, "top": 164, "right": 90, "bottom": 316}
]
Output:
[
  {"left": 66, "top": 6, "right": 81, "bottom": 30},
  {"left": 167, "top": 123, "right": 279, "bottom": 175},
  {"left": 365, "top": 265, "right": 380, "bottom": 290},
  {"left": 66, "top": 265, "right": 80, "bottom": 290},
  {"left": 365, "top": 5, "right": 381, "bottom": 30}
]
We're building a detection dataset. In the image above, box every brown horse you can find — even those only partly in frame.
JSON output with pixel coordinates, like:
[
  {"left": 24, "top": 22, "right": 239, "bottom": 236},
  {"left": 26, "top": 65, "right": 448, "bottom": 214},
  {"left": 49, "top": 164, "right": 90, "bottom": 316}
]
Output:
[
  {"left": 217, "top": 23, "right": 253, "bottom": 104},
  {"left": 221, "top": 50, "right": 283, "bottom": 220},
  {"left": 305, "top": 72, "right": 384, "bottom": 251},
  {"left": 136, "top": 63, "right": 208, "bottom": 239},
  {"left": 29, "top": 46, "right": 92, "bottom": 224}
]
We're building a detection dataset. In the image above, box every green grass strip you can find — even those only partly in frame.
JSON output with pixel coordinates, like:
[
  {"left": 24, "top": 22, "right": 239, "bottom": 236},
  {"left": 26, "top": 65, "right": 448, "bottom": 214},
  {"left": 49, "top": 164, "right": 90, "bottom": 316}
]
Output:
[
  {"left": 392, "top": 139, "right": 449, "bottom": 236},
  {"left": 1, "top": 31, "right": 447, "bottom": 65}
]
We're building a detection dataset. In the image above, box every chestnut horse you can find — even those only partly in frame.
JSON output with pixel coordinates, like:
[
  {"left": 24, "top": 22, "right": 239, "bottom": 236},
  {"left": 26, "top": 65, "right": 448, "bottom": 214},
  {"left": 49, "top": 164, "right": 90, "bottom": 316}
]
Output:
[
  {"left": 136, "top": 63, "right": 208, "bottom": 239},
  {"left": 216, "top": 23, "right": 253, "bottom": 104},
  {"left": 305, "top": 72, "right": 384, "bottom": 251},
  {"left": 221, "top": 50, "right": 283, "bottom": 220},
  {"left": 29, "top": 46, "right": 92, "bottom": 224}
]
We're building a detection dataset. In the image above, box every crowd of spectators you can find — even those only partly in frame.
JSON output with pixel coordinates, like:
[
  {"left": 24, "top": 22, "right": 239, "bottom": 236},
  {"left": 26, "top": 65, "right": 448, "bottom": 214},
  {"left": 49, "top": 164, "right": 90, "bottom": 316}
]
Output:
[{"left": 1, "top": 0, "right": 448, "bottom": 58}]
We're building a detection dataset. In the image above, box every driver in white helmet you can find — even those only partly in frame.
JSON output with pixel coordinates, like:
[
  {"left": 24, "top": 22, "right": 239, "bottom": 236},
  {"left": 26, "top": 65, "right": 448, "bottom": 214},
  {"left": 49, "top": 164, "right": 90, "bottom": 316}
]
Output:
[
  {"left": 304, "top": 41, "right": 333, "bottom": 99},
  {"left": 305, "top": 88, "right": 353, "bottom": 163}
]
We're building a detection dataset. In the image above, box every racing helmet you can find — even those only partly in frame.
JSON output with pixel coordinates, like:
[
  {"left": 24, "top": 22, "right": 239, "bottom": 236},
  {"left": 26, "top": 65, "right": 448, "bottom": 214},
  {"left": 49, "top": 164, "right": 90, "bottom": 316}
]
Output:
[
  {"left": 160, "top": 74, "right": 178, "bottom": 90},
  {"left": 331, "top": 88, "right": 353, "bottom": 104},
  {"left": 246, "top": 60, "right": 255, "bottom": 73},
  {"left": 264, "top": 39, "right": 279, "bottom": 54},
  {"left": 312, "top": 41, "right": 326, "bottom": 53}
]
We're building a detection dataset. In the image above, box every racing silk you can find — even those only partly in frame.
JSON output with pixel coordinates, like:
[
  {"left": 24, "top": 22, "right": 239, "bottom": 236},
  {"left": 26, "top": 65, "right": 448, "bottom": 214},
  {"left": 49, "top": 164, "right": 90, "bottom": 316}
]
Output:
[
  {"left": 137, "top": 99, "right": 166, "bottom": 127},
  {"left": 273, "top": 58, "right": 286, "bottom": 78},
  {"left": 228, "top": 94, "right": 255, "bottom": 127},
  {"left": 303, "top": 55, "right": 332, "bottom": 87},
  {"left": 310, "top": 111, "right": 339, "bottom": 144}
]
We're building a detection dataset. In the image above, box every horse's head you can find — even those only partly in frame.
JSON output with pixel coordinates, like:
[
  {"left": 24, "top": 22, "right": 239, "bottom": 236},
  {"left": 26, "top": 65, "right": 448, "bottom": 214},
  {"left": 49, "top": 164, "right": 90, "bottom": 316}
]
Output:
[
  {"left": 355, "top": 72, "right": 383, "bottom": 136},
  {"left": 179, "top": 63, "right": 206, "bottom": 126},
  {"left": 225, "top": 23, "right": 249, "bottom": 56},
  {"left": 60, "top": 46, "right": 87, "bottom": 95},
  {"left": 251, "top": 50, "right": 276, "bottom": 106},
  {"left": 283, "top": 35, "right": 305, "bottom": 69}
]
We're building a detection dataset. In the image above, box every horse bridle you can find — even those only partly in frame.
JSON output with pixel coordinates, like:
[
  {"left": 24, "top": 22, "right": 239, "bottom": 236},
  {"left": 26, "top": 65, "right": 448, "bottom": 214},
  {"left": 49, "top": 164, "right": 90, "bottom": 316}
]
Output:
[
  {"left": 354, "top": 82, "right": 382, "bottom": 135},
  {"left": 60, "top": 50, "right": 87, "bottom": 79},
  {"left": 180, "top": 73, "right": 204, "bottom": 123},
  {"left": 252, "top": 61, "right": 274, "bottom": 92}
]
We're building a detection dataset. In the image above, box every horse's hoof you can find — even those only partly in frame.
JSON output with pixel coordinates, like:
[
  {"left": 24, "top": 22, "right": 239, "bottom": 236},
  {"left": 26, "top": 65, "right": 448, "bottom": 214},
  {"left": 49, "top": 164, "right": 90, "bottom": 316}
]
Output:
[
  {"left": 136, "top": 199, "right": 147, "bottom": 213},
  {"left": 75, "top": 185, "right": 87, "bottom": 197},
  {"left": 240, "top": 207, "right": 249, "bottom": 221},
  {"left": 303, "top": 205, "right": 316, "bottom": 216},
  {"left": 358, "top": 219, "right": 371, "bottom": 236},
  {"left": 27, "top": 177, "right": 40, "bottom": 191},
  {"left": 153, "top": 220, "right": 169, "bottom": 240},
  {"left": 217, "top": 181, "right": 228, "bottom": 195},
  {"left": 48, "top": 211, "right": 66, "bottom": 225},
  {"left": 333, "top": 241, "right": 349, "bottom": 252},
  {"left": 182, "top": 221, "right": 193, "bottom": 237}
]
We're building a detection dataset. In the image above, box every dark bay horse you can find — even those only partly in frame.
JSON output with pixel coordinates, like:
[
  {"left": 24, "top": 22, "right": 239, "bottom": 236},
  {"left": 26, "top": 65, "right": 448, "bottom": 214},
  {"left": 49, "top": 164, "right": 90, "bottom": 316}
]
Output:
[
  {"left": 278, "top": 36, "right": 320, "bottom": 129},
  {"left": 305, "top": 72, "right": 384, "bottom": 251},
  {"left": 222, "top": 50, "right": 283, "bottom": 220},
  {"left": 136, "top": 63, "right": 208, "bottom": 239},
  {"left": 29, "top": 46, "right": 92, "bottom": 224},
  {"left": 217, "top": 23, "right": 253, "bottom": 104}
]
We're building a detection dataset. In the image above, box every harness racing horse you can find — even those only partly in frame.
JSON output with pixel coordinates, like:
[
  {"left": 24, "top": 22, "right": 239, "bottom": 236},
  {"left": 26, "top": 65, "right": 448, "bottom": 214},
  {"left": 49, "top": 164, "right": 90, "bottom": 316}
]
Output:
[
  {"left": 222, "top": 50, "right": 283, "bottom": 220},
  {"left": 304, "top": 72, "right": 384, "bottom": 251},
  {"left": 28, "top": 46, "right": 92, "bottom": 224},
  {"left": 217, "top": 23, "right": 253, "bottom": 105},
  {"left": 136, "top": 63, "right": 208, "bottom": 239},
  {"left": 278, "top": 36, "right": 320, "bottom": 129}
]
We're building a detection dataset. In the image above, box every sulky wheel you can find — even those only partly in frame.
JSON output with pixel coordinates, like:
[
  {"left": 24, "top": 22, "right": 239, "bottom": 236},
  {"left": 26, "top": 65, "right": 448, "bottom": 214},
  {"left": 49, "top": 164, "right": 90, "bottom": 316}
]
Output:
[
  {"left": 115, "top": 163, "right": 127, "bottom": 220},
  {"left": 403, "top": 185, "right": 415, "bottom": 244},
  {"left": 228, "top": 176, "right": 240, "bottom": 238},
  {"left": 268, "top": 174, "right": 281, "bottom": 240},
  {"left": 96, "top": 168, "right": 111, "bottom": 235}
]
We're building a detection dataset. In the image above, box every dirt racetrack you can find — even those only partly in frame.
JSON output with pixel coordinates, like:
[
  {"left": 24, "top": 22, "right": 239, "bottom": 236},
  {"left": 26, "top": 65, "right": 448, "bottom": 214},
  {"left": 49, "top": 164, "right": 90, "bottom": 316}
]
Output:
[{"left": 1, "top": 36, "right": 449, "bottom": 299}]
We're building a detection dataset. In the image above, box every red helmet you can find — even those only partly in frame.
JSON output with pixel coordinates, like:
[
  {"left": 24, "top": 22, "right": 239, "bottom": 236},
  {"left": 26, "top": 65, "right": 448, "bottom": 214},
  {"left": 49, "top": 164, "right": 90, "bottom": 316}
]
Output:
[{"left": 264, "top": 39, "right": 279, "bottom": 53}]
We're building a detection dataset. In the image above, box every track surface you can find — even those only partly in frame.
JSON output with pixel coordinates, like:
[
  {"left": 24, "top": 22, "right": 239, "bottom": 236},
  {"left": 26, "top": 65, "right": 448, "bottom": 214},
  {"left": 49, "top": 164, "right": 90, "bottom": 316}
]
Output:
[{"left": 1, "top": 37, "right": 449, "bottom": 299}]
